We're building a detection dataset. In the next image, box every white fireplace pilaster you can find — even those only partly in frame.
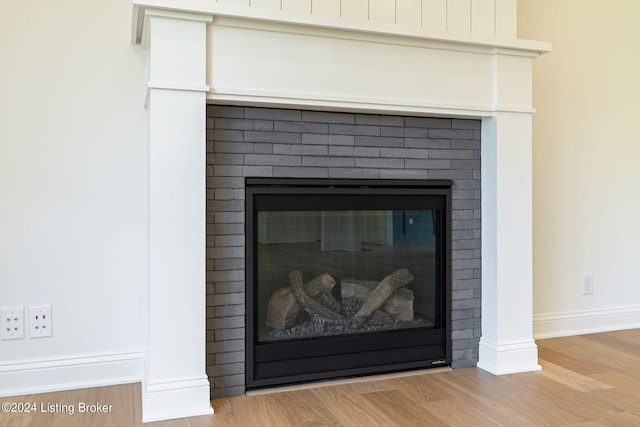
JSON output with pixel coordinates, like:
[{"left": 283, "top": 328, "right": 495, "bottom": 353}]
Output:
[
  {"left": 477, "top": 52, "right": 541, "bottom": 374},
  {"left": 141, "top": 8, "right": 214, "bottom": 422},
  {"left": 479, "top": 111, "right": 540, "bottom": 374}
]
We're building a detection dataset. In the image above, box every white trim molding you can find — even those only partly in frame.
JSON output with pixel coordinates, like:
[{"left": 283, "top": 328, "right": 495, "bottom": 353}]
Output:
[
  {"left": 477, "top": 339, "right": 542, "bottom": 375},
  {"left": 142, "top": 376, "right": 213, "bottom": 423},
  {"left": 534, "top": 306, "right": 640, "bottom": 339},
  {"left": 147, "top": 81, "right": 210, "bottom": 93},
  {"left": 208, "top": 87, "right": 500, "bottom": 118},
  {"left": 0, "top": 352, "right": 145, "bottom": 398}
]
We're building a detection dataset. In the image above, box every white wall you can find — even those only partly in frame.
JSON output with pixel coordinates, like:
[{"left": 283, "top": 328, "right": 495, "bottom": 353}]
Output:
[
  {"left": 217, "top": 0, "right": 517, "bottom": 37},
  {"left": 519, "top": 0, "right": 640, "bottom": 337},
  {"left": 0, "top": 0, "right": 148, "bottom": 393}
]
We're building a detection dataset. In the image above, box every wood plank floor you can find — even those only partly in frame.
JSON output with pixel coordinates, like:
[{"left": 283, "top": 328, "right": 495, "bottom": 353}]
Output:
[{"left": 2, "top": 329, "right": 640, "bottom": 426}]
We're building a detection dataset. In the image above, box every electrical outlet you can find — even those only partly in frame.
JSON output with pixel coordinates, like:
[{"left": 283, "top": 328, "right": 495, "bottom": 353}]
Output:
[
  {"left": 582, "top": 274, "right": 594, "bottom": 296},
  {"left": 1, "top": 307, "right": 25, "bottom": 340},
  {"left": 29, "top": 305, "right": 52, "bottom": 338}
]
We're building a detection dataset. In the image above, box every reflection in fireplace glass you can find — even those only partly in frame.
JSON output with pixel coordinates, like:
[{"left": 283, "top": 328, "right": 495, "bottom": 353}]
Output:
[{"left": 257, "top": 209, "right": 438, "bottom": 342}]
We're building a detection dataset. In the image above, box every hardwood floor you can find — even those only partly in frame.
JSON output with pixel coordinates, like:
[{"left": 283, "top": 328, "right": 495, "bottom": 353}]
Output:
[{"left": 2, "top": 329, "right": 640, "bottom": 426}]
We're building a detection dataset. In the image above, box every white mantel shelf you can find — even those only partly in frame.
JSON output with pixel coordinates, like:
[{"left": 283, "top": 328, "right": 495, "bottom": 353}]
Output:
[
  {"left": 132, "top": 0, "right": 550, "bottom": 422},
  {"left": 132, "top": 0, "right": 550, "bottom": 55}
]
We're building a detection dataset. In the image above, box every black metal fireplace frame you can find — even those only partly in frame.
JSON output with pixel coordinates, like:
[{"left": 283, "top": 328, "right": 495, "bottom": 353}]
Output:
[{"left": 245, "top": 178, "right": 452, "bottom": 390}]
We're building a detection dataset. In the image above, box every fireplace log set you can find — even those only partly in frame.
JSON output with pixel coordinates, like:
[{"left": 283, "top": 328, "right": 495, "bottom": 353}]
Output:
[{"left": 266, "top": 269, "right": 416, "bottom": 333}]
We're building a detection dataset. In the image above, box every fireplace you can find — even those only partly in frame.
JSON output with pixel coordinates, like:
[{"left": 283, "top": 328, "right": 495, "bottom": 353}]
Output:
[
  {"left": 133, "top": 2, "right": 549, "bottom": 421},
  {"left": 245, "top": 179, "right": 451, "bottom": 389}
]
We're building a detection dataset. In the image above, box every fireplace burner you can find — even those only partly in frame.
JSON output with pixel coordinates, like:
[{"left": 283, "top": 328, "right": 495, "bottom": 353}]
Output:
[{"left": 246, "top": 178, "right": 452, "bottom": 390}]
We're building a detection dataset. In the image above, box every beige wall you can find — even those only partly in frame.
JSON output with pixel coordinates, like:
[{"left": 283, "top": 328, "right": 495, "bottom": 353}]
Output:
[{"left": 519, "top": 0, "right": 640, "bottom": 336}]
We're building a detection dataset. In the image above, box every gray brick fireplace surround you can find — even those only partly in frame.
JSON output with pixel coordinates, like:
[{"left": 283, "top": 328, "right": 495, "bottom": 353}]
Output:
[{"left": 206, "top": 105, "right": 481, "bottom": 398}]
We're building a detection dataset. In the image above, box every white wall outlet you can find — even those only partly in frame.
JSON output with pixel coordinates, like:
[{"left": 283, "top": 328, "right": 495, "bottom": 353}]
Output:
[
  {"left": 29, "top": 305, "right": 52, "bottom": 338},
  {"left": 582, "top": 274, "right": 594, "bottom": 295},
  {"left": 1, "top": 307, "right": 25, "bottom": 340}
]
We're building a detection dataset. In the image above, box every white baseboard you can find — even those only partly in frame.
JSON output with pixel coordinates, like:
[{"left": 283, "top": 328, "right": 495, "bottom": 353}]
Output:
[
  {"left": 533, "top": 306, "right": 640, "bottom": 339},
  {"left": 0, "top": 352, "right": 214, "bottom": 423},
  {"left": 0, "top": 351, "right": 145, "bottom": 398},
  {"left": 477, "top": 338, "right": 541, "bottom": 375},
  {"left": 142, "top": 376, "right": 214, "bottom": 423}
]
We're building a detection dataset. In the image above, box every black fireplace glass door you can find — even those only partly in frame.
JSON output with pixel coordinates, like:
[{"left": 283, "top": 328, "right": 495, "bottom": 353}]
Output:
[{"left": 246, "top": 179, "right": 451, "bottom": 389}]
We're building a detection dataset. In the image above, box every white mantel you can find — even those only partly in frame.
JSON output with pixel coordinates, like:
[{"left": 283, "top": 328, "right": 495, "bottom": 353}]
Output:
[{"left": 131, "top": 0, "right": 550, "bottom": 422}]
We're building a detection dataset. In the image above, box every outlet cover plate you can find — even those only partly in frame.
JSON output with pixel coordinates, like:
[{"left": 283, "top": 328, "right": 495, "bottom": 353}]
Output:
[
  {"left": 582, "top": 274, "right": 594, "bottom": 296},
  {"left": 1, "top": 307, "right": 25, "bottom": 340},
  {"left": 29, "top": 305, "right": 52, "bottom": 338}
]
